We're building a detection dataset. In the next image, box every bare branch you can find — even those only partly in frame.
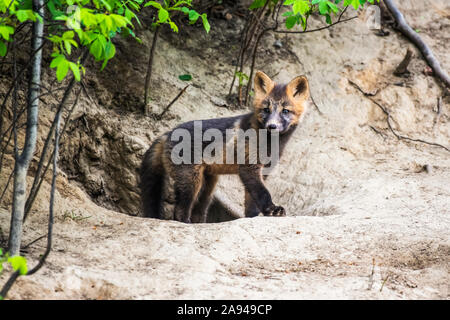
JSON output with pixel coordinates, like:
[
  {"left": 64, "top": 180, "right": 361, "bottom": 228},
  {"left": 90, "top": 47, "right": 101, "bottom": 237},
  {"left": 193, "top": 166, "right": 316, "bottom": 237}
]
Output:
[{"left": 273, "top": 16, "right": 357, "bottom": 35}]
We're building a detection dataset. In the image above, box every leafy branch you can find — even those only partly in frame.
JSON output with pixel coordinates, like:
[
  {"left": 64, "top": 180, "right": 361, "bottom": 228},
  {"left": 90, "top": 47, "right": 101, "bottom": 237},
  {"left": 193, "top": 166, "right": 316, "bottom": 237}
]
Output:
[
  {"left": 142, "top": 0, "right": 210, "bottom": 115},
  {"left": 230, "top": 0, "right": 379, "bottom": 106}
]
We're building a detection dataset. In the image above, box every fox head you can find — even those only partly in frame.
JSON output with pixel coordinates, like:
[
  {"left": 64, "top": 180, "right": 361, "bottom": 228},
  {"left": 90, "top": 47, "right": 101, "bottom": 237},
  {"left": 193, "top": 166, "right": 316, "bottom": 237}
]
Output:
[{"left": 253, "top": 71, "right": 310, "bottom": 133}]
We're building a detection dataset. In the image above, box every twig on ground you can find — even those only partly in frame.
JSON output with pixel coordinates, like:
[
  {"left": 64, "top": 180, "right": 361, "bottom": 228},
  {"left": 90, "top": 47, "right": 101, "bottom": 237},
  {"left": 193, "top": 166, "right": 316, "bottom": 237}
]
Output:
[
  {"left": 369, "top": 125, "right": 387, "bottom": 139},
  {"left": 380, "top": 274, "right": 390, "bottom": 292},
  {"left": 393, "top": 48, "right": 413, "bottom": 76},
  {"left": 347, "top": 79, "right": 379, "bottom": 96},
  {"left": 367, "top": 257, "right": 375, "bottom": 290},
  {"left": 433, "top": 96, "right": 442, "bottom": 129},
  {"left": 310, "top": 94, "right": 323, "bottom": 115},
  {"left": 21, "top": 234, "right": 47, "bottom": 250},
  {"left": 157, "top": 85, "right": 190, "bottom": 120},
  {"left": 348, "top": 79, "right": 450, "bottom": 152}
]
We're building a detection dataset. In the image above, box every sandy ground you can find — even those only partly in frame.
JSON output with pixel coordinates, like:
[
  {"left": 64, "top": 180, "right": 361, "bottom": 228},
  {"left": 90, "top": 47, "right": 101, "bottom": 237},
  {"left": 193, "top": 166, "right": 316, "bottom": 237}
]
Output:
[{"left": 0, "top": 0, "right": 449, "bottom": 299}]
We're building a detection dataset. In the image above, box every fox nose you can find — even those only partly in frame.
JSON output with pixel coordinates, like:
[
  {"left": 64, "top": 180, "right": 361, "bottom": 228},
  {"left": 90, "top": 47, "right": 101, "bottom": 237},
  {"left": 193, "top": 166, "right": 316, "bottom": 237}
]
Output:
[{"left": 267, "top": 124, "right": 277, "bottom": 130}]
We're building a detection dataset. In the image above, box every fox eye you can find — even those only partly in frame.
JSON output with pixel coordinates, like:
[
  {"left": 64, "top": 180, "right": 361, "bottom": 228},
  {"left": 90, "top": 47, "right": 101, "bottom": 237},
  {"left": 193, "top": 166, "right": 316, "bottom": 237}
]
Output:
[
  {"left": 282, "top": 108, "right": 290, "bottom": 114},
  {"left": 263, "top": 107, "right": 270, "bottom": 113}
]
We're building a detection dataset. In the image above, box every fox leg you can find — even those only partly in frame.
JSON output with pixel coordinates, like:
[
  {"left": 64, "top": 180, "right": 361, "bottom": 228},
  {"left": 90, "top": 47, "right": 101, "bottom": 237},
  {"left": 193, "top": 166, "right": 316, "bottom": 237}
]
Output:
[
  {"left": 159, "top": 174, "right": 176, "bottom": 220},
  {"left": 244, "top": 190, "right": 260, "bottom": 217},
  {"left": 244, "top": 175, "right": 270, "bottom": 217},
  {"left": 191, "top": 174, "right": 218, "bottom": 223},
  {"left": 173, "top": 166, "right": 203, "bottom": 223},
  {"left": 239, "top": 165, "right": 285, "bottom": 217}
]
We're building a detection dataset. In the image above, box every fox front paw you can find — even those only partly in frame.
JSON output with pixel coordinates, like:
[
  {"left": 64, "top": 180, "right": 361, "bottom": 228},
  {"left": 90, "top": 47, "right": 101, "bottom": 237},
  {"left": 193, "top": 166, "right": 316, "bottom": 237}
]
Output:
[{"left": 264, "top": 205, "right": 286, "bottom": 217}]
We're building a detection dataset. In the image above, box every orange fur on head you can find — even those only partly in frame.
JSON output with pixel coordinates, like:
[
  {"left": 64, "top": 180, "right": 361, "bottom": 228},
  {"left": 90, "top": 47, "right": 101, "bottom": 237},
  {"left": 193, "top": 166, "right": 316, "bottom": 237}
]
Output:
[
  {"left": 286, "top": 75, "right": 309, "bottom": 124},
  {"left": 253, "top": 71, "right": 275, "bottom": 107}
]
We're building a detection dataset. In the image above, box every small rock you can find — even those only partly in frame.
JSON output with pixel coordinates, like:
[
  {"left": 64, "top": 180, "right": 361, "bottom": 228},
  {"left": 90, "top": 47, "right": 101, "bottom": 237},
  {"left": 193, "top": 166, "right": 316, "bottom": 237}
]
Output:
[
  {"left": 273, "top": 40, "right": 283, "bottom": 49},
  {"left": 423, "top": 66, "right": 434, "bottom": 76},
  {"left": 124, "top": 135, "right": 148, "bottom": 152},
  {"left": 225, "top": 13, "right": 232, "bottom": 20}
]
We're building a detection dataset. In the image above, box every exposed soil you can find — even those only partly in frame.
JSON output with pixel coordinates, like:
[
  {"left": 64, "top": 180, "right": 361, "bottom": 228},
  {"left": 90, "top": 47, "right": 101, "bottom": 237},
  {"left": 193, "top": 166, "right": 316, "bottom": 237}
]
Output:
[{"left": 0, "top": 0, "right": 449, "bottom": 299}]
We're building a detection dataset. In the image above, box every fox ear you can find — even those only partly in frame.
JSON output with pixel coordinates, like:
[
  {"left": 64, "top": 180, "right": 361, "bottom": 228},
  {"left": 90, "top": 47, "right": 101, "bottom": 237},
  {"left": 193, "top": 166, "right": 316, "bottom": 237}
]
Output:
[
  {"left": 254, "top": 71, "right": 274, "bottom": 98},
  {"left": 286, "top": 75, "right": 309, "bottom": 104}
]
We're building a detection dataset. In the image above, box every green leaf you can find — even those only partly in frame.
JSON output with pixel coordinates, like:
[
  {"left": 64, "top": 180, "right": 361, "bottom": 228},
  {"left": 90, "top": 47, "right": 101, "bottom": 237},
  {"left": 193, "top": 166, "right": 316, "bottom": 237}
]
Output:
[
  {"left": 292, "top": 0, "right": 310, "bottom": 15},
  {"left": 128, "top": 1, "right": 140, "bottom": 10},
  {"left": 179, "top": 74, "right": 192, "bottom": 81},
  {"left": 188, "top": 10, "right": 200, "bottom": 23},
  {"left": 62, "top": 31, "right": 74, "bottom": 40},
  {"left": 318, "top": 1, "right": 328, "bottom": 14},
  {"left": 89, "top": 37, "right": 104, "bottom": 60},
  {"left": 101, "top": 59, "right": 109, "bottom": 71},
  {"left": 0, "top": 40, "right": 6, "bottom": 57},
  {"left": 64, "top": 40, "right": 72, "bottom": 55},
  {"left": 201, "top": 14, "right": 210, "bottom": 33},
  {"left": 158, "top": 8, "right": 169, "bottom": 23},
  {"left": 56, "top": 59, "right": 69, "bottom": 81},
  {"left": 285, "top": 15, "right": 297, "bottom": 29},
  {"left": 169, "top": 21, "right": 178, "bottom": 32},
  {"left": 50, "top": 54, "right": 65, "bottom": 68},
  {"left": 249, "top": 0, "right": 266, "bottom": 10},
  {"left": 0, "top": 25, "right": 14, "bottom": 41},
  {"left": 180, "top": 6, "right": 189, "bottom": 14},
  {"left": 100, "top": 0, "right": 112, "bottom": 11},
  {"left": 111, "top": 14, "right": 129, "bottom": 28},
  {"left": 8, "top": 256, "right": 27, "bottom": 275},
  {"left": 144, "top": 1, "right": 162, "bottom": 9},
  {"left": 80, "top": 8, "right": 97, "bottom": 28},
  {"left": 327, "top": 1, "right": 339, "bottom": 13},
  {"left": 104, "top": 41, "right": 116, "bottom": 60},
  {"left": 103, "top": 15, "right": 114, "bottom": 32},
  {"left": 15, "top": 9, "right": 36, "bottom": 22},
  {"left": 69, "top": 62, "right": 80, "bottom": 81},
  {"left": 344, "top": 0, "right": 360, "bottom": 10}
]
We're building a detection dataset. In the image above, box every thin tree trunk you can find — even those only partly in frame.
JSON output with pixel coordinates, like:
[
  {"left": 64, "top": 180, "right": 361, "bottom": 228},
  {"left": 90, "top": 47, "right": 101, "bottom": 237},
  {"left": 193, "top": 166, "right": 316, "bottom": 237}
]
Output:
[
  {"left": 143, "top": 26, "right": 160, "bottom": 115},
  {"left": 8, "top": 0, "right": 44, "bottom": 256},
  {"left": 0, "top": 89, "right": 60, "bottom": 300},
  {"left": 24, "top": 49, "right": 88, "bottom": 220}
]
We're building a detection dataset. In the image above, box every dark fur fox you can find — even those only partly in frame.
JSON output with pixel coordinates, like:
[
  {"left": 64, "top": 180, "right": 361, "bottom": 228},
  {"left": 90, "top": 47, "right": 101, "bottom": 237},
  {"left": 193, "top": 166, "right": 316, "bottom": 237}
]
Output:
[{"left": 139, "top": 71, "right": 310, "bottom": 223}]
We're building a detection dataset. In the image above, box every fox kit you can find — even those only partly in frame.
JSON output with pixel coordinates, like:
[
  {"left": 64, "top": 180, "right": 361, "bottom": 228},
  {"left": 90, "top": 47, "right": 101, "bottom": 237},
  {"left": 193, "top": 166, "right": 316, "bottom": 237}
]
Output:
[{"left": 139, "top": 71, "right": 309, "bottom": 223}]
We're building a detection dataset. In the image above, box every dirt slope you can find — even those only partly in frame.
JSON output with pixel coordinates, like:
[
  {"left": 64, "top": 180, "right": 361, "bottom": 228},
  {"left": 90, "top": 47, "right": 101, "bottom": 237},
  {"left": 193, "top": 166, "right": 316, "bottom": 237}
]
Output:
[{"left": 0, "top": 0, "right": 449, "bottom": 299}]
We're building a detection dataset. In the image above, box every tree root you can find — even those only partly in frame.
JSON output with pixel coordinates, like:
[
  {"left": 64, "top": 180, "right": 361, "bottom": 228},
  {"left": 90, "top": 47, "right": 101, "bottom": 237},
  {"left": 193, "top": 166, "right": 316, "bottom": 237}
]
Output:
[
  {"left": 384, "top": 0, "right": 450, "bottom": 88},
  {"left": 348, "top": 79, "right": 450, "bottom": 153}
]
